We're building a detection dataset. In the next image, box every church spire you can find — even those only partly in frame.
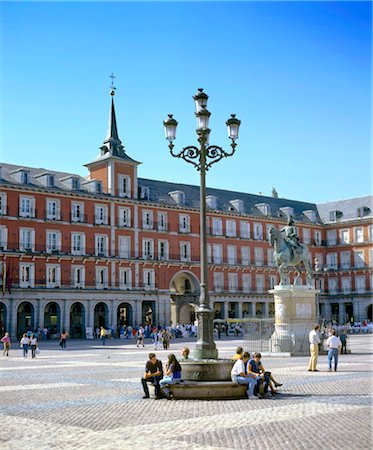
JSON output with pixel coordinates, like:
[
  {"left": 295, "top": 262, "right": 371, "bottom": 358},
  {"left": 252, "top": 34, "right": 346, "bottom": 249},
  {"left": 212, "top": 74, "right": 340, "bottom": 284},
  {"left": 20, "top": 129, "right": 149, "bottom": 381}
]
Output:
[{"left": 100, "top": 74, "right": 125, "bottom": 158}]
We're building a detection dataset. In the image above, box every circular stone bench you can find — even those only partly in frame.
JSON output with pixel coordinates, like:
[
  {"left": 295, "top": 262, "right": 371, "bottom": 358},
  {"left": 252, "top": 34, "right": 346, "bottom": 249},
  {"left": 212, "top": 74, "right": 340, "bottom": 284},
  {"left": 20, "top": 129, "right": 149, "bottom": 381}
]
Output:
[{"left": 168, "top": 381, "right": 248, "bottom": 400}]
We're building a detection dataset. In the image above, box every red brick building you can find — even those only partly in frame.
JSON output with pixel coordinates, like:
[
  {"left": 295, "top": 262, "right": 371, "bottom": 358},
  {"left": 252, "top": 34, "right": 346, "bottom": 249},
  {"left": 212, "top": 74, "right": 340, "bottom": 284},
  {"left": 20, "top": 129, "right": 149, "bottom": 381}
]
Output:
[{"left": 0, "top": 92, "right": 372, "bottom": 338}]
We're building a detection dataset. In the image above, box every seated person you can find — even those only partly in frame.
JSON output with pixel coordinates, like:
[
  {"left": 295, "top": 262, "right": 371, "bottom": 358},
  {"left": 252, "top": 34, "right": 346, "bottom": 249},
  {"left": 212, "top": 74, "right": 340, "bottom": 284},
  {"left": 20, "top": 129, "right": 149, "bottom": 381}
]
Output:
[
  {"left": 231, "top": 346, "right": 244, "bottom": 361},
  {"left": 248, "top": 352, "right": 282, "bottom": 397},
  {"left": 141, "top": 353, "right": 163, "bottom": 399},
  {"left": 231, "top": 351, "right": 257, "bottom": 398},
  {"left": 180, "top": 347, "right": 190, "bottom": 360},
  {"left": 160, "top": 353, "right": 182, "bottom": 399}
]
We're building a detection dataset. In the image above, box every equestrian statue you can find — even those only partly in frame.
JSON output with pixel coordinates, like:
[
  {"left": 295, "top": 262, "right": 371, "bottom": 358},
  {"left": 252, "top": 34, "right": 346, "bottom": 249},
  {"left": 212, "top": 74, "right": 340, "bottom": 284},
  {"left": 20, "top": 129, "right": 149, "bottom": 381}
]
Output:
[{"left": 268, "top": 218, "right": 313, "bottom": 286}]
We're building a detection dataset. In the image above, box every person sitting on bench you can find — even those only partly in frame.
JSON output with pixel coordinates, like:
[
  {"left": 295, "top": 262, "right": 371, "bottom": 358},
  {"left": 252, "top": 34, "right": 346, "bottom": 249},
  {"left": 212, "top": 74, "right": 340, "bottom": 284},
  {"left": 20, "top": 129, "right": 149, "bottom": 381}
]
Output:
[
  {"left": 248, "top": 352, "right": 282, "bottom": 397},
  {"left": 141, "top": 353, "right": 163, "bottom": 399},
  {"left": 160, "top": 353, "right": 182, "bottom": 400},
  {"left": 231, "top": 351, "right": 257, "bottom": 398}
]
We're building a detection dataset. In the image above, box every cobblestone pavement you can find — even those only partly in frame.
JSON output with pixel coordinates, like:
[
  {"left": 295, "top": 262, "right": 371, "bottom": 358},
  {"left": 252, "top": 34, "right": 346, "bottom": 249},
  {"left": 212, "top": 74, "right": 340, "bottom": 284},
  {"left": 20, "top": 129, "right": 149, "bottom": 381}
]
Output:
[{"left": 1, "top": 335, "right": 372, "bottom": 450}]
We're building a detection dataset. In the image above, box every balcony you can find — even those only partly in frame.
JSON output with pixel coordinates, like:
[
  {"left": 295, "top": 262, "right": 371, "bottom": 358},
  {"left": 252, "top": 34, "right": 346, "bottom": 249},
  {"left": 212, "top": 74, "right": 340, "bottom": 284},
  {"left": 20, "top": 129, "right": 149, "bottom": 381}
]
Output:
[{"left": 70, "top": 213, "right": 87, "bottom": 224}]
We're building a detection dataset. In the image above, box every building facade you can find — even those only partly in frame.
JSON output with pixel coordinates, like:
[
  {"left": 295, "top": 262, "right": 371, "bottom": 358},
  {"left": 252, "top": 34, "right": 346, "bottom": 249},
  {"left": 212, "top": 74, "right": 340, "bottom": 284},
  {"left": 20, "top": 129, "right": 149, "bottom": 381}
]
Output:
[{"left": 0, "top": 91, "right": 372, "bottom": 338}]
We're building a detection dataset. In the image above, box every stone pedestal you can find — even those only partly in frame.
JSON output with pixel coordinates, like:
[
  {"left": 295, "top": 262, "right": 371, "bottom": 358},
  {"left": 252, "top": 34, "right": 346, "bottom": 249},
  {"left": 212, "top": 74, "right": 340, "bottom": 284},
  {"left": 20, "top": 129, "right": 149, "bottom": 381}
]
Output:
[{"left": 269, "top": 285, "right": 319, "bottom": 355}]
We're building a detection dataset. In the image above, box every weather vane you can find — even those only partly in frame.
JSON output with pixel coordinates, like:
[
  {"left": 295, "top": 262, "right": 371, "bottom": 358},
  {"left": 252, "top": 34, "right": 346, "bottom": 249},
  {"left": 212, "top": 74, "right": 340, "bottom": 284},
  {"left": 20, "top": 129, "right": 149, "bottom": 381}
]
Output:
[{"left": 109, "top": 73, "right": 116, "bottom": 96}]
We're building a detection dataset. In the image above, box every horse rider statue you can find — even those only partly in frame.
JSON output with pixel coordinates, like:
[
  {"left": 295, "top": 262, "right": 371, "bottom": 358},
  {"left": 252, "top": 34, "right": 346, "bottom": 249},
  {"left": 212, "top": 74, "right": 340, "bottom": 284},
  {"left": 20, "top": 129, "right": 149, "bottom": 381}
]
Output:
[{"left": 281, "top": 218, "right": 301, "bottom": 256}]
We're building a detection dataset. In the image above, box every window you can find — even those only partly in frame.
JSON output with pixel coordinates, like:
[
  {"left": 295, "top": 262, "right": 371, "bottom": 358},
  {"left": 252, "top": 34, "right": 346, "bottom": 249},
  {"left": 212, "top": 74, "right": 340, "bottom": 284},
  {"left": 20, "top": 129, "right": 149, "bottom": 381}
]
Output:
[
  {"left": 47, "top": 175, "right": 54, "bottom": 187},
  {"left": 329, "top": 210, "right": 343, "bottom": 221},
  {"left": 21, "top": 171, "right": 29, "bottom": 184},
  {"left": 354, "top": 227, "right": 364, "bottom": 243},
  {"left": 119, "top": 268, "right": 132, "bottom": 289},
  {"left": 302, "top": 228, "right": 311, "bottom": 244},
  {"left": 71, "top": 233, "right": 85, "bottom": 256},
  {"left": 72, "top": 178, "right": 80, "bottom": 190},
  {"left": 212, "top": 218, "right": 223, "bottom": 236},
  {"left": 253, "top": 223, "right": 263, "bottom": 240},
  {"left": 0, "top": 193, "right": 7, "bottom": 215},
  {"left": 118, "top": 236, "right": 131, "bottom": 258},
  {"left": 72, "top": 266, "right": 85, "bottom": 288},
  {"left": 354, "top": 251, "right": 365, "bottom": 268},
  {"left": 213, "top": 272, "right": 224, "bottom": 292},
  {"left": 118, "top": 175, "right": 131, "bottom": 197},
  {"left": 269, "top": 275, "right": 277, "bottom": 290},
  {"left": 369, "top": 249, "right": 373, "bottom": 267},
  {"left": 326, "top": 253, "right": 338, "bottom": 269},
  {"left": 19, "top": 263, "right": 34, "bottom": 288},
  {"left": 228, "top": 273, "right": 238, "bottom": 292},
  {"left": 226, "top": 220, "right": 236, "bottom": 237},
  {"left": 180, "top": 242, "right": 191, "bottom": 262},
  {"left": 267, "top": 248, "right": 275, "bottom": 266},
  {"left": 46, "top": 231, "right": 61, "bottom": 253},
  {"left": 341, "top": 277, "right": 351, "bottom": 293},
  {"left": 95, "top": 235, "right": 108, "bottom": 257},
  {"left": 314, "top": 230, "right": 322, "bottom": 246},
  {"left": 328, "top": 278, "right": 338, "bottom": 294},
  {"left": 19, "top": 196, "right": 35, "bottom": 218},
  {"left": 95, "top": 205, "right": 108, "bottom": 225},
  {"left": 242, "top": 274, "right": 251, "bottom": 293},
  {"left": 46, "top": 199, "right": 60, "bottom": 220},
  {"left": 207, "top": 244, "right": 212, "bottom": 263},
  {"left": 212, "top": 244, "right": 222, "bottom": 264},
  {"left": 340, "top": 251, "right": 350, "bottom": 269},
  {"left": 255, "top": 274, "right": 264, "bottom": 293},
  {"left": 96, "top": 267, "right": 108, "bottom": 289},
  {"left": 355, "top": 276, "right": 366, "bottom": 293},
  {"left": 241, "top": 247, "right": 250, "bottom": 266},
  {"left": 46, "top": 264, "right": 61, "bottom": 288},
  {"left": 118, "top": 207, "right": 131, "bottom": 227},
  {"left": 240, "top": 221, "right": 250, "bottom": 239},
  {"left": 179, "top": 214, "right": 190, "bottom": 233},
  {"left": 369, "top": 225, "right": 373, "bottom": 242},
  {"left": 142, "top": 239, "right": 154, "bottom": 259},
  {"left": 227, "top": 245, "right": 237, "bottom": 265},
  {"left": 142, "top": 210, "right": 153, "bottom": 229},
  {"left": 139, "top": 186, "right": 150, "bottom": 200},
  {"left": 158, "top": 240, "right": 169, "bottom": 260},
  {"left": 254, "top": 247, "right": 264, "bottom": 266},
  {"left": 157, "top": 212, "right": 167, "bottom": 231},
  {"left": 71, "top": 202, "right": 84, "bottom": 223},
  {"left": 0, "top": 226, "right": 8, "bottom": 250},
  {"left": 143, "top": 269, "right": 155, "bottom": 289},
  {"left": 19, "top": 228, "right": 35, "bottom": 252},
  {"left": 340, "top": 229, "right": 350, "bottom": 244},
  {"left": 326, "top": 230, "right": 337, "bottom": 246}
]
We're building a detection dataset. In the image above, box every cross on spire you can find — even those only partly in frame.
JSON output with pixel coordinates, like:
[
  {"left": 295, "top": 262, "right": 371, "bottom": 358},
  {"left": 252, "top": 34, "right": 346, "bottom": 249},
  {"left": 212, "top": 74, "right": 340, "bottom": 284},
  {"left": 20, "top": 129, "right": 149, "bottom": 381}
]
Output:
[{"left": 109, "top": 73, "right": 116, "bottom": 96}]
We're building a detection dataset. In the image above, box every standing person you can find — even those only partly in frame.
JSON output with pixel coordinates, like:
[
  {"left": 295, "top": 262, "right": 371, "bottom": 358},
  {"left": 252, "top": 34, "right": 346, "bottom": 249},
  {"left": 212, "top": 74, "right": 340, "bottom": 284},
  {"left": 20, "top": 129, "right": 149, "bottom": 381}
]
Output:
[
  {"left": 231, "top": 352, "right": 256, "bottom": 399},
  {"left": 20, "top": 333, "right": 30, "bottom": 358},
  {"left": 100, "top": 326, "right": 107, "bottom": 346},
  {"left": 60, "top": 329, "right": 68, "bottom": 350},
  {"left": 161, "top": 328, "right": 171, "bottom": 350},
  {"left": 30, "top": 333, "right": 38, "bottom": 359},
  {"left": 1, "top": 332, "right": 11, "bottom": 357},
  {"left": 339, "top": 330, "right": 347, "bottom": 354},
  {"left": 160, "top": 354, "right": 182, "bottom": 399},
  {"left": 326, "top": 330, "right": 342, "bottom": 372},
  {"left": 308, "top": 325, "right": 321, "bottom": 372},
  {"left": 141, "top": 353, "right": 163, "bottom": 399},
  {"left": 136, "top": 326, "right": 145, "bottom": 347}
]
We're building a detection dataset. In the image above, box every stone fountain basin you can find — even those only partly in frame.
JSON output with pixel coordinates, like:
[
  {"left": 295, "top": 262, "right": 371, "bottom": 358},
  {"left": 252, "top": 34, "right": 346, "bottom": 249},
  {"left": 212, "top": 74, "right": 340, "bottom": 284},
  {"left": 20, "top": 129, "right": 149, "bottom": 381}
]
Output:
[{"left": 180, "top": 359, "right": 234, "bottom": 382}]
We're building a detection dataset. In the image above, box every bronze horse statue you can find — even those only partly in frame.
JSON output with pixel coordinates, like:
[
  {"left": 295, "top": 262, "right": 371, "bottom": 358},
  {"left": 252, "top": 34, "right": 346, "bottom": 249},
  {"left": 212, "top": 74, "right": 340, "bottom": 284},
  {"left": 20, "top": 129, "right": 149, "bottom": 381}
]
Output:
[{"left": 268, "top": 225, "right": 313, "bottom": 286}]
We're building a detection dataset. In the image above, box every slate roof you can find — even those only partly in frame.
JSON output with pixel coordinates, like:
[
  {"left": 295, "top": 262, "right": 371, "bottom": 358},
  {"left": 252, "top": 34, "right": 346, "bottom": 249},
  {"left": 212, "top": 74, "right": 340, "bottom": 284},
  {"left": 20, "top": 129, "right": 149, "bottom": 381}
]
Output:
[{"left": 317, "top": 195, "right": 373, "bottom": 224}]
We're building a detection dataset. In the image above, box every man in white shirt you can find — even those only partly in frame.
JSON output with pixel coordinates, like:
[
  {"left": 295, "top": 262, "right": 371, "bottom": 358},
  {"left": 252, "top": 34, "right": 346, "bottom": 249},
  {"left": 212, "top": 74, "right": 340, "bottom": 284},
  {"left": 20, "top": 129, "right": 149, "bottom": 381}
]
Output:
[
  {"left": 231, "top": 352, "right": 257, "bottom": 398},
  {"left": 326, "top": 330, "right": 342, "bottom": 372},
  {"left": 308, "top": 325, "right": 321, "bottom": 372}
]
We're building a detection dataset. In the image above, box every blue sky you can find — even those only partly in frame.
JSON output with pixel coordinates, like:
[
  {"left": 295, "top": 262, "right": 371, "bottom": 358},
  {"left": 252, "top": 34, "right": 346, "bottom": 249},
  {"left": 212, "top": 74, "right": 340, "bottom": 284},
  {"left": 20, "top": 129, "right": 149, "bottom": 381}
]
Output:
[{"left": 1, "top": 1, "right": 371, "bottom": 203}]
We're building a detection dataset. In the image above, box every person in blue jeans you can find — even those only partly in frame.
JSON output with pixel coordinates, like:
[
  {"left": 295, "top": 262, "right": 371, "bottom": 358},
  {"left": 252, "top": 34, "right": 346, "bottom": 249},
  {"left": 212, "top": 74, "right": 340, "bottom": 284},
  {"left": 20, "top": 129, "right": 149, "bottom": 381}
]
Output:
[
  {"left": 326, "top": 329, "right": 341, "bottom": 371},
  {"left": 160, "top": 353, "right": 182, "bottom": 399},
  {"left": 231, "top": 352, "right": 257, "bottom": 398},
  {"left": 248, "top": 352, "right": 282, "bottom": 397}
]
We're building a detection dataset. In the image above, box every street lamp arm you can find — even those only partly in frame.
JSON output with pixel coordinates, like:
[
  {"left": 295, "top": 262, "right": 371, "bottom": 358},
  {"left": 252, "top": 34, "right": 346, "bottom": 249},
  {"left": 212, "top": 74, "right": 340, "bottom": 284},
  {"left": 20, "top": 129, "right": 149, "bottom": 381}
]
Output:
[
  {"left": 205, "top": 144, "right": 236, "bottom": 171},
  {"left": 169, "top": 144, "right": 201, "bottom": 170}
]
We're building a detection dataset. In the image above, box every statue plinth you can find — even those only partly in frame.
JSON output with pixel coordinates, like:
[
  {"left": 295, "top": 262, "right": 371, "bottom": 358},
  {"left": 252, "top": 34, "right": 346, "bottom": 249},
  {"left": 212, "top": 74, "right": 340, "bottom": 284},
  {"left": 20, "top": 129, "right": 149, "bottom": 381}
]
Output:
[{"left": 269, "top": 285, "right": 319, "bottom": 355}]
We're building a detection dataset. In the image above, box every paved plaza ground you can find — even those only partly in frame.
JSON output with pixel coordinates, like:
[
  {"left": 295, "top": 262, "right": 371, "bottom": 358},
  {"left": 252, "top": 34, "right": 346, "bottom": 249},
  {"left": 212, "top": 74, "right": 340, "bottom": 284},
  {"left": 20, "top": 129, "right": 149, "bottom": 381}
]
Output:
[{"left": 1, "top": 334, "right": 372, "bottom": 450}]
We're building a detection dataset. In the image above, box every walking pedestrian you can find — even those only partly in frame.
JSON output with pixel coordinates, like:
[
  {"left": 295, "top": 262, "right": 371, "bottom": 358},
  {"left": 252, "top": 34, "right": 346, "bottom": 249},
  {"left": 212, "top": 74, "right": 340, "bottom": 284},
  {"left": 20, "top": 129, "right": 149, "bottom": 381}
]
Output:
[
  {"left": 308, "top": 325, "right": 321, "bottom": 372},
  {"left": 20, "top": 333, "right": 30, "bottom": 358},
  {"left": 136, "top": 326, "right": 145, "bottom": 347},
  {"left": 326, "top": 330, "right": 342, "bottom": 372},
  {"left": 59, "top": 329, "right": 68, "bottom": 350},
  {"left": 100, "top": 326, "right": 107, "bottom": 345},
  {"left": 1, "top": 332, "right": 11, "bottom": 356},
  {"left": 339, "top": 330, "right": 347, "bottom": 354},
  {"left": 30, "top": 333, "right": 38, "bottom": 358}
]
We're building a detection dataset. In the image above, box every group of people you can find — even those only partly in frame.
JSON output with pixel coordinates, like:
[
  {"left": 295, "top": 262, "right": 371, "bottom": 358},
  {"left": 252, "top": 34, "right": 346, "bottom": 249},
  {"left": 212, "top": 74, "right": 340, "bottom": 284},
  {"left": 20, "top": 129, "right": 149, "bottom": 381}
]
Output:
[
  {"left": 141, "top": 347, "right": 190, "bottom": 399},
  {"left": 309, "top": 325, "right": 344, "bottom": 372},
  {"left": 230, "top": 347, "right": 282, "bottom": 399},
  {"left": 1, "top": 331, "right": 39, "bottom": 358}
]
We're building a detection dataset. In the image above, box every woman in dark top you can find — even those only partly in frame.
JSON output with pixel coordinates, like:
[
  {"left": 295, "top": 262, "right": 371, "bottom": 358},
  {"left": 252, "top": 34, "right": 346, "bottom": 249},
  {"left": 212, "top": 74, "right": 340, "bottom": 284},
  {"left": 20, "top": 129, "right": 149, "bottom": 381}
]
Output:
[
  {"left": 248, "top": 352, "right": 282, "bottom": 397},
  {"left": 160, "top": 353, "right": 182, "bottom": 399}
]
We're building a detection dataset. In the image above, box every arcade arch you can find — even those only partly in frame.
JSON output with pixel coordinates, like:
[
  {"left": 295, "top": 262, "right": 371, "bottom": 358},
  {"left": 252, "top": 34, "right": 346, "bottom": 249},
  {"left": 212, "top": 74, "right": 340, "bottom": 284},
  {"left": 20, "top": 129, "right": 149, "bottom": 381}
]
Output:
[{"left": 169, "top": 271, "right": 199, "bottom": 325}]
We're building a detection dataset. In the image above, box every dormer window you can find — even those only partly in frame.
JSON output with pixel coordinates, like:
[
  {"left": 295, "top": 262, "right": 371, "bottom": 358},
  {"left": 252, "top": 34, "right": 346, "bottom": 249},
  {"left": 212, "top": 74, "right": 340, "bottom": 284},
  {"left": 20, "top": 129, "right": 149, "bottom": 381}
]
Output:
[
  {"left": 21, "top": 171, "right": 29, "bottom": 184},
  {"left": 206, "top": 195, "right": 217, "bottom": 209},
  {"left": 357, "top": 206, "right": 370, "bottom": 218},
  {"left": 329, "top": 210, "right": 343, "bottom": 222},
  {"left": 95, "top": 181, "right": 102, "bottom": 194},
  {"left": 303, "top": 210, "right": 317, "bottom": 222},
  {"left": 279, "top": 206, "right": 294, "bottom": 219},
  {"left": 230, "top": 199, "right": 244, "bottom": 213},
  {"left": 256, "top": 203, "right": 271, "bottom": 216},
  {"left": 47, "top": 175, "right": 54, "bottom": 188},
  {"left": 72, "top": 178, "right": 80, "bottom": 190},
  {"left": 169, "top": 190, "right": 185, "bottom": 206},
  {"left": 139, "top": 186, "right": 150, "bottom": 200}
]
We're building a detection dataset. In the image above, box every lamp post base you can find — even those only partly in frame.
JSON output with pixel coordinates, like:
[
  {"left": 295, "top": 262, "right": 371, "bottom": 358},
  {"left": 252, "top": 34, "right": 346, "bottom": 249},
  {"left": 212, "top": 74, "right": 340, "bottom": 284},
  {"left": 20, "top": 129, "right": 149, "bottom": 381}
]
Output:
[{"left": 192, "top": 307, "right": 218, "bottom": 360}]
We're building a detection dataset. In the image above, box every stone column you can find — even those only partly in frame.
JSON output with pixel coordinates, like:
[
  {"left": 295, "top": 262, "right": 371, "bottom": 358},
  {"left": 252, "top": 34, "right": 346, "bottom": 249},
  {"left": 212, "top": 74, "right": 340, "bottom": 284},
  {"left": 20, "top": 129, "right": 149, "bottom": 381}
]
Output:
[
  {"left": 264, "top": 302, "right": 270, "bottom": 318},
  {"left": 237, "top": 302, "right": 243, "bottom": 319},
  {"left": 252, "top": 301, "right": 257, "bottom": 318},
  {"left": 339, "top": 302, "right": 346, "bottom": 325},
  {"left": 35, "top": 300, "right": 41, "bottom": 329},
  {"left": 223, "top": 302, "right": 229, "bottom": 320},
  {"left": 134, "top": 300, "right": 142, "bottom": 326}
]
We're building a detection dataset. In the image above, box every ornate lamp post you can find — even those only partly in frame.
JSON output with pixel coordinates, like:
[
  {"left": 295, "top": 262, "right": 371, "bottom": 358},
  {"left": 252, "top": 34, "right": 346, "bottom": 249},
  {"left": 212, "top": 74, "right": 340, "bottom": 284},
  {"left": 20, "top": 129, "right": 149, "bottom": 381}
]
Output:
[{"left": 163, "top": 89, "right": 241, "bottom": 359}]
